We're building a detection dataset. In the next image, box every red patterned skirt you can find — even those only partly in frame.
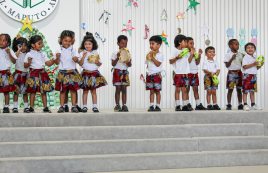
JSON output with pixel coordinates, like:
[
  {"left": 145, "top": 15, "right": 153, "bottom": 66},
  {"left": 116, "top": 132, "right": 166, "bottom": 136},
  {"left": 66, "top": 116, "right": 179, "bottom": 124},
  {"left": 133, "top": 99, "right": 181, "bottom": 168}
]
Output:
[
  {"left": 0, "top": 70, "right": 16, "bottom": 93},
  {"left": 13, "top": 70, "right": 28, "bottom": 94},
  {"left": 81, "top": 70, "right": 107, "bottom": 90},
  {"left": 55, "top": 69, "right": 82, "bottom": 92}
]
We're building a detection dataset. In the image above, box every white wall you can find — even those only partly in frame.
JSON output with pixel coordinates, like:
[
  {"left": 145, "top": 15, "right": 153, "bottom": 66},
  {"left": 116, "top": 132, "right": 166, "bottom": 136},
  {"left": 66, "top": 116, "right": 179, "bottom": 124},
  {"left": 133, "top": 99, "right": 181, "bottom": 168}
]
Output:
[{"left": 80, "top": 0, "right": 268, "bottom": 110}]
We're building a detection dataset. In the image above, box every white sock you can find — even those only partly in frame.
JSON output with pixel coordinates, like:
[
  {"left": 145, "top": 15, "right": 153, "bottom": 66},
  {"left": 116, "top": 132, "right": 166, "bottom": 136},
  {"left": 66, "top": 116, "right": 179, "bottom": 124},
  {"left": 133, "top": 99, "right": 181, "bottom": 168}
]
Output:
[
  {"left": 183, "top": 100, "right": 189, "bottom": 106},
  {"left": 150, "top": 103, "right": 154, "bottom": 106},
  {"left": 93, "top": 104, "right": 98, "bottom": 108},
  {"left": 214, "top": 103, "right": 218, "bottom": 105},
  {"left": 175, "top": 100, "right": 180, "bottom": 106},
  {"left": 4, "top": 105, "right": 9, "bottom": 108},
  {"left": 14, "top": 102, "right": 18, "bottom": 108},
  {"left": 156, "top": 104, "right": 160, "bottom": 107},
  {"left": 239, "top": 102, "right": 242, "bottom": 105},
  {"left": 195, "top": 99, "right": 200, "bottom": 105},
  {"left": 83, "top": 105, "right": 87, "bottom": 108},
  {"left": 24, "top": 102, "right": 29, "bottom": 108}
]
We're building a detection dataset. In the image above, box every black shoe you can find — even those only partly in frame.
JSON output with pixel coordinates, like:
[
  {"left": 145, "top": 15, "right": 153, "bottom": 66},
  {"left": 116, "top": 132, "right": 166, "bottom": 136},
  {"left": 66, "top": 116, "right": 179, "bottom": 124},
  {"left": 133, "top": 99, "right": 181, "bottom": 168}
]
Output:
[
  {"left": 58, "top": 106, "right": 65, "bottom": 113},
  {"left": 92, "top": 107, "right": 99, "bottom": 113},
  {"left": 187, "top": 103, "right": 194, "bottom": 111},
  {"left": 121, "top": 105, "right": 129, "bottom": 112},
  {"left": 23, "top": 108, "right": 30, "bottom": 113},
  {"left": 114, "top": 105, "right": 122, "bottom": 112},
  {"left": 207, "top": 105, "right": 213, "bottom": 110},
  {"left": 29, "top": 107, "right": 35, "bottom": 113},
  {"left": 182, "top": 105, "right": 191, "bottom": 111},
  {"left": 3, "top": 107, "right": 10, "bottom": 113},
  {"left": 82, "top": 107, "right": 88, "bottom": 113},
  {"left": 64, "top": 105, "right": 69, "bottom": 112},
  {"left": 147, "top": 105, "right": 155, "bottom": 112},
  {"left": 175, "top": 105, "right": 181, "bottom": 111},
  {"left": 71, "top": 106, "right": 79, "bottom": 113},
  {"left": 213, "top": 104, "right": 221, "bottom": 110},
  {"left": 12, "top": 108, "right": 18, "bottom": 113},
  {"left": 238, "top": 104, "right": 244, "bottom": 110},
  {"left": 226, "top": 104, "right": 232, "bottom": 110},
  {"left": 43, "top": 107, "right": 51, "bottom": 113},
  {"left": 195, "top": 103, "right": 206, "bottom": 110},
  {"left": 154, "top": 106, "right": 161, "bottom": 112},
  {"left": 76, "top": 105, "right": 83, "bottom": 112}
]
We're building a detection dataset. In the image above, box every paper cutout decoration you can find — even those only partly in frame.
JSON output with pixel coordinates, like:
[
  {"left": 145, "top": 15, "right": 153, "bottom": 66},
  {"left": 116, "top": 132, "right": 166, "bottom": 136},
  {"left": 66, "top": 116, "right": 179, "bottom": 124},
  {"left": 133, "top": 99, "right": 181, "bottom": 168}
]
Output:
[
  {"left": 99, "top": 10, "right": 111, "bottom": 24},
  {"left": 122, "top": 20, "right": 135, "bottom": 36},
  {"left": 186, "top": 0, "right": 200, "bottom": 14},
  {"left": 21, "top": 16, "right": 33, "bottom": 31},
  {"left": 251, "top": 28, "right": 258, "bottom": 45},
  {"left": 80, "top": 22, "right": 87, "bottom": 30},
  {"left": 161, "top": 9, "right": 168, "bottom": 21},
  {"left": 176, "top": 12, "right": 185, "bottom": 20},
  {"left": 177, "top": 28, "right": 182, "bottom": 34},
  {"left": 95, "top": 32, "right": 106, "bottom": 43},
  {"left": 200, "top": 25, "right": 210, "bottom": 46},
  {"left": 126, "top": 0, "right": 139, "bottom": 7},
  {"left": 160, "top": 31, "right": 169, "bottom": 46},
  {"left": 96, "top": 0, "right": 102, "bottom": 3},
  {"left": 226, "top": 28, "right": 235, "bottom": 38},
  {"left": 144, "top": 24, "right": 150, "bottom": 39},
  {"left": 239, "top": 29, "right": 246, "bottom": 48}
]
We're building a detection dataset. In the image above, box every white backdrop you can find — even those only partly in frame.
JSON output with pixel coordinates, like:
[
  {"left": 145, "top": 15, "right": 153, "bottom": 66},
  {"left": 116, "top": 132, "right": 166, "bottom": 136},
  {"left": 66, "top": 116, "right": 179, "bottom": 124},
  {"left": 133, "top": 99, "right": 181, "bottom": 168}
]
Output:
[{"left": 80, "top": 0, "right": 267, "bottom": 109}]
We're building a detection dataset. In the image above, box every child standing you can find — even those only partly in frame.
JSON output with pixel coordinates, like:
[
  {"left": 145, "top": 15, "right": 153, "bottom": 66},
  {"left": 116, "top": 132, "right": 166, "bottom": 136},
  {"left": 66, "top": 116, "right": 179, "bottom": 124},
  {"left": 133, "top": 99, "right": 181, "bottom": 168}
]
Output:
[
  {"left": 12, "top": 36, "right": 30, "bottom": 113},
  {"left": 146, "top": 35, "right": 164, "bottom": 112},
  {"left": 242, "top": 43, "right": 263, "bottom": 111},
  {"left": 169, "top": 35, "right": 192, "bottom": 111},
  {"left": 111, "top": 35, "right": 132, "bottom": 112},
  {"left": 0, "top": 34, "right": 17, "bottom": 113},
  {"left": 79, "top": 32, "right": 107, "bottom": 113},
  {"left": 202, "top": 46, "right": 221, "bottom": 110},
  {"left": 224, "top": 39, "right": 244, "bottom": 110},
  {"left": 186, "top": 37, "right": 206, "bottom": 110},
  {"left": 55, "top": 30, "right": 82, "bottom": 113},
  {"left": 24, "top": 35, "right": 55, "bottom": 113}
]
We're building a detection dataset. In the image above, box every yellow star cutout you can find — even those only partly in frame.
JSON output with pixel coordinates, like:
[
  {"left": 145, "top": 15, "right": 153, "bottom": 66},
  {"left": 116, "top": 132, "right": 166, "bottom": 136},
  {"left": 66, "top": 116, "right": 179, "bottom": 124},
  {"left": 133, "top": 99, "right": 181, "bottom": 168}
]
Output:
[{"left": 21, "top": 17, "right": 33, "bottom": 31}]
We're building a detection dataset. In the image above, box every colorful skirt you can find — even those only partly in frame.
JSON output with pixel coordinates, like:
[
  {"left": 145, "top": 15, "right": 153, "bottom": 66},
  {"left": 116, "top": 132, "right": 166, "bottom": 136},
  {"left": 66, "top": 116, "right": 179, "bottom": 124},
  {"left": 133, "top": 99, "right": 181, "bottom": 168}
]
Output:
[
  {"left": 81, "top": 70, "right": 107, "bottom": 90},
  {"left": 242, "top": 73, "right": 257, "bottom": 93},
  {"left": 146, "top": 73, "right": 162, "bottom": 92},
  {"left": 55, "top": 69, "right": 83, "bottom": 92},
  {"left": 13, "top": 70, "right": 28, "bottom": 94},
  {"left": 26, "top": 69, "right": 54, "bottom": 94},
  {"left": 112, "top": 69, "right": 130, "bottom": 86},
  {"left": 0, "top": 70, "right": 16, "bottom": 93}
]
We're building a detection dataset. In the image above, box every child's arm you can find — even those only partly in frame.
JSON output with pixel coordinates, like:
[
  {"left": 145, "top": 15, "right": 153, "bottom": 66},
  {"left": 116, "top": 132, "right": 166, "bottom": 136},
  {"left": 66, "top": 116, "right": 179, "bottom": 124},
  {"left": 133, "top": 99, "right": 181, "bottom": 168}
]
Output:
[
  {"left": 225, "top": 54, "right": 236, "bottom": 68},
  {"left": 243, "top": 62, "right": 258, "bottom": 69},
  {"left": 195, "top": 49, "right": 202, "bottom": 65},
  {"left": 45, "top": 59, "right": 55, "bottom": 67},
  {"left": 72, "top": 56, "right": 79, "bottom": 64},
  {"left": 203, "top": 69, "right": 213, "bottom": 77},
  {"left": 24, "top": 57, "right": 32, "bottom": 68},
  {"left": 95, "top": 58, "right": 102, "bottom": 66},
  {"left": 126, "top": 59, "right": 132, "bottom": 67},
  {"left": 54, "top": 53, "right": 61, "bottom": 65},
  {"left": 6, "top": 48, "right": 17, "bottom": 64},
  {"left": 78, "top": 51, "right": 87, "bottom": 66},
  {"left": 112, "top": 52, "right": 120, "bottom": 66},
  {"left": 151, "top": 56, "right": 161, "bottom": 67},
  {"left": 215, "top": 69, "right": 220, "bottom": 76},
  {"left": 188, "top": 48, "right": 195, "bottom": 63}
]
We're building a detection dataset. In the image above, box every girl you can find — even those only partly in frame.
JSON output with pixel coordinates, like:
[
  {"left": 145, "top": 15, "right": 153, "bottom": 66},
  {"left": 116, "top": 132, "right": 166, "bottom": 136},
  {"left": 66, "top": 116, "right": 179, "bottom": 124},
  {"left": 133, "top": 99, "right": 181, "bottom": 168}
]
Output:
[
  {"left": 54, "top": 30, "right": 82, "bottom": 113},
  {"left": 0, "top": 33, "right": 17, "bottom": 113},
  {"left": 24, "top": 35, "right": 55, "bottom": 113},
  {"left": 12, "top": 36, "right": 30, "bottom": 113},
  {"left": 79, "top": 32, "right": 107, "bottom": 113}
]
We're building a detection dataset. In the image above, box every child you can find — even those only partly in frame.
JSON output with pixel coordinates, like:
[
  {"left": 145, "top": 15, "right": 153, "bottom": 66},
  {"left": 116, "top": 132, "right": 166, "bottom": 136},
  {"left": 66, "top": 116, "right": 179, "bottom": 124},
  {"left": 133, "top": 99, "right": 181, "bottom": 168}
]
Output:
[
  {"left": 54, "top": 30, "right": 82, "bottom": 113},
  {"left": 186, "top": 37, "right": 206, "bottom": 110},
  {"left": 78, "top": 32, "right": 107, "bottom": 113},
  {"left": 111, "top": 35, "right": 132, "bottom": 112},
  {"left": 169, "top": 35, "right": 192, "bottom": 111},
  {"left": 202, "top": 46, "right": 221, "bottom": 110},
  {"left": 12, "top": 36, "right": 30, "bottom": 113},
  {"left": 0, "top": 34, "right": 17, "bottom": 113},
  {"left": 145, "top": 35, "right": 164, "bottom": 112},
  {"left": 242, "top": 43, "right": 263, "bottom": 111},
  {"left": 24, "top": 35, "right": 55, "bottom": 113},
  {"left": 224, "top": 39, "right": 244, "bottom": 110}
]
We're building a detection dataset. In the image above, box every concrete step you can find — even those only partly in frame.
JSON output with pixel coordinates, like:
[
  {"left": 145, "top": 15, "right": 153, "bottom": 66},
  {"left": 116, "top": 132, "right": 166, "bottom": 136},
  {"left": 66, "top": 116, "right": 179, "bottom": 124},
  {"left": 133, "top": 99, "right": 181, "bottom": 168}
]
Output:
[
  {"left": 0, "top": 136, "right": 268, "bottom": 158},
  {"left": 1, "top": 149, "right": 268, "bottom": 173},
  {"left": 0, "top": 111, "right": 267, "bottom": 127},
  {"left": 0, "top": 123, "right": 264, "bottom": 142}
]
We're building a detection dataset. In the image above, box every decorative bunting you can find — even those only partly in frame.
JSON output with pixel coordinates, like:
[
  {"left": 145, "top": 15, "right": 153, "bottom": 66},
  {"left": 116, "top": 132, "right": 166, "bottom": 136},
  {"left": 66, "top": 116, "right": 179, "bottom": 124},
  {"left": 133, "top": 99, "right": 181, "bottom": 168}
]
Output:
[
  {"left": 122, "top": 20, "right": 135, "bottom": 36},
  {"left": 160, "top": 9, "right": 168, "bottom": 21}
]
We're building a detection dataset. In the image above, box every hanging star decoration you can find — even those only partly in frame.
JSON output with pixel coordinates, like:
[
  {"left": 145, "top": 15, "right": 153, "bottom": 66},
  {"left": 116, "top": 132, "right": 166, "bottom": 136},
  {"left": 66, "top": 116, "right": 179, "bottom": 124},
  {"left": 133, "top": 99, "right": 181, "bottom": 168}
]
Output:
[
  {"left": 160, "top": 9, "right": 168, "bottom": 21},
  {"left": 21, "top": 16, "right": 33, "bottom": 31},
  {"left": 99, "top": 10, "right": 111, "bottom": 24},
  {"left": 176, "top": 12, "right": 185, "bottom": 20},
  {"left": 160, "top": 31, "right": 169, "bottom": 46},
  {"left": 122, "top": 20, "right": 135, "bottom": 36},
  {"left": 186, "top": 0, "right": 200, "bottom": 14},
  {"left": 126, "top": 0, "right": 139, "bottom": 7}
]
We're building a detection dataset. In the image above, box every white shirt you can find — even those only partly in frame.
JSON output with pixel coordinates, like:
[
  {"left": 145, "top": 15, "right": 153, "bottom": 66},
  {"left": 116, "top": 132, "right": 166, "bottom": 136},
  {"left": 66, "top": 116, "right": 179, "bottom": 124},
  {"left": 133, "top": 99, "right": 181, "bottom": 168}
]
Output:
[
  {"left": 242, "top": 54, "right": 258, "bottom": 74},
  {"left": 79, "top": 50, "right": 100, "bottom": 71},
  {"left": 15, "top": 52, "right": 28, "bottom": 72},
  {"left": 189, "top": 58, "right": 199, "bottom": 74},
  {"left": 170, "top": 49, "right": 190, "bottom": 74},
  {"left": 111, "top": 51, "right": 129, "bottom": 70},
  {"left": 202, "top": 58, "right": 220, "bottom": 74},
  {"left": 224, "top": 51, "right": 244, "bottom": 70},
  {"left": 145, "top": 52, "right": 164, "bottom": 75},
  {"left": 56, "top": 46, "right": 79, "bottom": 70},
  {"left": 0, "top": 48, "right": 17, "bottom": 71},
  {"left": 24, "top": 49, "right": 50, "bottom": 69}
]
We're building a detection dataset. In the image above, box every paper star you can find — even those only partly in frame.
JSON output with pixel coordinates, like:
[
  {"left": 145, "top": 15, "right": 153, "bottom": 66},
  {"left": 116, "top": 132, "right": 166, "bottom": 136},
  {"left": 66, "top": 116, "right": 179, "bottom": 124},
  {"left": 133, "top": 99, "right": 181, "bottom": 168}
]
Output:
[
  {"left": 176, "top": 12, "right": 185, "bottom": 20},
  {"left": 122, "top": 20, "right": 135, "bottom": 36},
  {"left": 186, "top": 0, "right": 200, "bottom": 14},
  {"left": 21, "top": 16, "right": 33, "bottom": 31}
]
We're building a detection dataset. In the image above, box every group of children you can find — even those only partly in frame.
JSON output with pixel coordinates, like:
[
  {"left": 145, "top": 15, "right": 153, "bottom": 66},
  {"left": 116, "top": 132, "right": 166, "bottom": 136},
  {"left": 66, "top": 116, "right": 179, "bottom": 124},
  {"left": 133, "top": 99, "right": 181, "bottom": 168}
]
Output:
[{"left": 0, "top": 31, "right": 263, "bottom": 113}]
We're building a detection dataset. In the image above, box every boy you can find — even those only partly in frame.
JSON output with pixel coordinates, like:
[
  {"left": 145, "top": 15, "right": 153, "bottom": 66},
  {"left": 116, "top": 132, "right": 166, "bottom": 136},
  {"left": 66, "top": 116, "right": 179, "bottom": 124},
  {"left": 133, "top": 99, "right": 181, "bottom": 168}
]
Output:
[{"left": 202, "top": 46, "right": 221, "bottom": 110}]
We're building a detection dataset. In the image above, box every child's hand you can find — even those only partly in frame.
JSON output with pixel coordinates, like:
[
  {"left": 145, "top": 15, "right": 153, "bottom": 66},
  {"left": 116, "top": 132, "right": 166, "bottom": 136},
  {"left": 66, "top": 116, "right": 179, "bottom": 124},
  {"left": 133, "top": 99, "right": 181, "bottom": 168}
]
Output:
[
  {"left": 56, "top": 53, "right": 61, "bottom": 59},
  {"left": 198, "top": 49, "right": 203, "bottom": 55},
  {"left": 82, "top": 51, "right": 87, "bottom": 58},
  {"left": 231, "top": 53, "right": 237, "bottom": 60},
  {"left": 28, "top": 57, "right": 33, "bottom": 63},
  {"left": 5, "top": 48, "right": 10, "bottom": 54},
  {"left": 253, "top": 61, "right": 258, "bottom": 66},
  {"left": 190, "top": 48, "right": 195, "bottom": 55},
  {"left": 72, "top": 56, "right": 79, "bottom": 63},
  {"left": 117, "top": 51, "right": 121, "bottom": 59}
]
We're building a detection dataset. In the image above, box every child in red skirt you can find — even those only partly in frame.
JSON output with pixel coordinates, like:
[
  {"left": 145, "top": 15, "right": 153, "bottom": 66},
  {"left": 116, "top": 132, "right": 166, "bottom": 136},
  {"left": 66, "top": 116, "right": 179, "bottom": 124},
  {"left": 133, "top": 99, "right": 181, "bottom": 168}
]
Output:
[
  {"left": 111, "top": 35, "right": 132, "bottom": 112},
  {"left": 54, "top": 30, "right": 82, "bottom": 113},
  {"left": 146, "top": 35, "right": 164, "bottom": 112},
  {"left": 12, "top": 36, "right": 30, "bottom": 113},
  {"left": 24, "top": 35, "right": 55, "bottom": 113},
  {"left": 0, "top": 34, "right": 17, "bottom": 113},
  {"left": 78, "top": 32, "right": 107, "bottom": 113}
]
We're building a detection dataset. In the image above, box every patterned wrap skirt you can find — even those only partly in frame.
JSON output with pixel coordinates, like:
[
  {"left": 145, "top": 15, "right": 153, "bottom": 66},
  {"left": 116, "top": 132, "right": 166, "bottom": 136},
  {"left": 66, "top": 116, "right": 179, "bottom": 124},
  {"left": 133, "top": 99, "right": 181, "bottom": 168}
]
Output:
[
  {"left": 13, "top": 70, "right": 28, "bottom": 94},
  {"left": 0, "top": 70, "right": 16, "bottom": 93},
  {"left": 80, "top": 70, "right": 107, "bottom": 90},
  {"left": 55, "top": 69, "right": 83, "bottom": 92}
]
